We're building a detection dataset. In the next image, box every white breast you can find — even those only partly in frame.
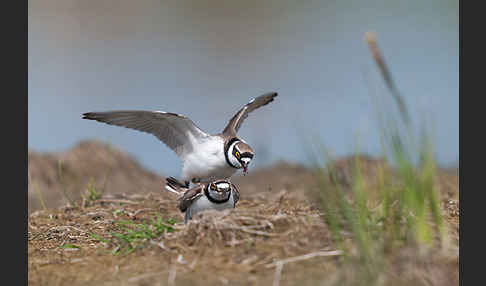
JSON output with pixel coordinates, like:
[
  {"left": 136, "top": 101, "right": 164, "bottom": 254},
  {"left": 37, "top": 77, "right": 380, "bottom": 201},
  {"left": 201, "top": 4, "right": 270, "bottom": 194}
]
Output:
[
  {"left": 193, "top": 191, "right": 235, "bottom": 211},
  {"left": 185, "top": 191, "right": 236, "bottom": 223},
  {"left": 181, "top": 136, "right": 237, "bottom": 182}
]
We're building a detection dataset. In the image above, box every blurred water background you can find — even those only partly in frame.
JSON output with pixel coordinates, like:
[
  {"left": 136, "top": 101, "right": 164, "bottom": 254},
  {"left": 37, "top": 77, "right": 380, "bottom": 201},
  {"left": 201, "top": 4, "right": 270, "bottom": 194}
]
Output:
[{"left": 28, "top": 0, "right": 458, "bottom": 177}]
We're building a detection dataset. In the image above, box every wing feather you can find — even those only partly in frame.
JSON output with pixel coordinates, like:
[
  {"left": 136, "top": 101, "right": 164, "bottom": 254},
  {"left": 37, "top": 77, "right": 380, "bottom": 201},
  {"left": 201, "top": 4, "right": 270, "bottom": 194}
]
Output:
[
  {"left": 178, "top": 185, "right": 204, "bottom": 212},
  {"left": 82, "top": 110, "right": 209, "bottom": 158},
  {"left": 223, "top": 92, "right": 278, "bottom": 136}
]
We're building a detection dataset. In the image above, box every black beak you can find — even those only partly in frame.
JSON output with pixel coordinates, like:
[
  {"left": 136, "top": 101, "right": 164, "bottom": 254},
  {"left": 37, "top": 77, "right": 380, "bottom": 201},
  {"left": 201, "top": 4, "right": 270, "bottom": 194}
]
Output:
[{"left": 241, "top": 162, "right": 248, "bottom": 175}]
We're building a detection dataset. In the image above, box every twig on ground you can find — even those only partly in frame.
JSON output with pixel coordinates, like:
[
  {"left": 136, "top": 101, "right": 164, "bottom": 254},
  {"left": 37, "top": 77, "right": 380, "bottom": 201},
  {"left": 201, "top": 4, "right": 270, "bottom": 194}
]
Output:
[
  {"left": 268, "top": 250, "right": 343, "bottom": 286},
  {"left": 266, "top": 250, "right": 343, "bottom": 268},
  {"left": 127, "top": 272, "right": 165, "bottom": 283},
  {"left": 220, "top": 225, "right": 278, "bottom": 237},
  {"left": 128, "top": 208, "right": 156, "bottom": 219},
  {"left": 273, "top": 261, "right": 284, "bottom": 286},
  {"left": 150, "top": 240, "right": 169, "bottom": 251},
  {"left": 168, "top": 264, "right": 177, "bottom": 286},
  {"left": 177, "top": 254, "right": 187, "bottom": 264},
  {"left": 96, "top": 199, "right": 139, "bottom": 205}
]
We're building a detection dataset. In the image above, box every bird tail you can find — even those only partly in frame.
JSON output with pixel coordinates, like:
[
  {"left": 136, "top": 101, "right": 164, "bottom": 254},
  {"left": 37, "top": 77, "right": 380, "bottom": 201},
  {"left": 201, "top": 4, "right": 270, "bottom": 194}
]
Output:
[
  {"left": 164, "top": 177, "right": 188, "bottom": 197},
  {"left": 167, "top": 176, "right": 190, "bottom": 189}
]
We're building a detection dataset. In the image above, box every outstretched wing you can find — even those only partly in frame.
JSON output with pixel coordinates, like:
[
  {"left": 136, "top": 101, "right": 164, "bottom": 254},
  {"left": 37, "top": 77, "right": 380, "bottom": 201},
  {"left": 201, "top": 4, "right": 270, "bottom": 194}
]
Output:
[
  {"left": 83, "top": 110, "right": 209, "bottom": 158},
  {"left": 222, "top": 92, "right": 278, "bottom": 136},
  {"left": 178, "top": 185, "right": 204, "bottom": 212}
]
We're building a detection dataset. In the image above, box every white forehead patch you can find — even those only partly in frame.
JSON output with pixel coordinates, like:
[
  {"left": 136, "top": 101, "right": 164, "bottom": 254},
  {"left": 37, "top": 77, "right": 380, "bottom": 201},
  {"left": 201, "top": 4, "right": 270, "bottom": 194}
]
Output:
[
  {"left": 217, "top": 182, "right": 230, "bottom": 189},
  {"left": 241, "top": 157, "right": 251, "bottom": 164}
]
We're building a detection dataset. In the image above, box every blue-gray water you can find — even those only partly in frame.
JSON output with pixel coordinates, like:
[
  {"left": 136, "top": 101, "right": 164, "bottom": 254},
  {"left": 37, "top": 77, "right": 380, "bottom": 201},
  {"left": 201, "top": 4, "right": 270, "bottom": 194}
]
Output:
[{"left": 28, "top": 0, "right": 458, "bottom": 177}]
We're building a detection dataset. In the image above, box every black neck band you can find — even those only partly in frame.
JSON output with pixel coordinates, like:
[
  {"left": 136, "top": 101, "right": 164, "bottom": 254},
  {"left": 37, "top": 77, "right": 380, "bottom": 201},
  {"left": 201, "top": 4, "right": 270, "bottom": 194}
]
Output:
[
  {"left": 204, "top": 185, "right": 231, "bottom": 204},
  {"left": 224, "top": 137, "right": 241, "bottom": 169}
]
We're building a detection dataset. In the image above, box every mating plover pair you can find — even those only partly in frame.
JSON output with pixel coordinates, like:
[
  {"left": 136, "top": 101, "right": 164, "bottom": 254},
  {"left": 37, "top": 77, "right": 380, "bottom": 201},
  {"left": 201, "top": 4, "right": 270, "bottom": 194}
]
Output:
[{"left": 83, "top": 92, "right": 278, "bottom": 223}]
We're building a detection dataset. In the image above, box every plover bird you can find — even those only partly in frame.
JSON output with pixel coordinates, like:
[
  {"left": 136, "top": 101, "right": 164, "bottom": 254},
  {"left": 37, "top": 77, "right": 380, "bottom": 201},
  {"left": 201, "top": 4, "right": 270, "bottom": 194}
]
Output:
[
  {"left": 165, "top": 177, "right": 240, "bottom": 224},
  {"left": 82, "top": 92, "right": 277, "bottom": 186}
]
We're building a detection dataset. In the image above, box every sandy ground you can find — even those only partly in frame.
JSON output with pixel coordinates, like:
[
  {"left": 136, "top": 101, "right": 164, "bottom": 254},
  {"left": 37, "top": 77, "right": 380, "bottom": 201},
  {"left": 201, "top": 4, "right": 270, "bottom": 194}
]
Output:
[{"left": 28, "top": 141, "right": 459, "bottom": 286}]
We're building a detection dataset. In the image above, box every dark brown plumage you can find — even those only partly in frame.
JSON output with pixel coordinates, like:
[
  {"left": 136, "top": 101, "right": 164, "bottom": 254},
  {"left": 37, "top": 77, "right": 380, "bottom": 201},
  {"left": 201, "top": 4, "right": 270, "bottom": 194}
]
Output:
[{"left": 222, "top": 92, "right": 278, "bottom": 136}]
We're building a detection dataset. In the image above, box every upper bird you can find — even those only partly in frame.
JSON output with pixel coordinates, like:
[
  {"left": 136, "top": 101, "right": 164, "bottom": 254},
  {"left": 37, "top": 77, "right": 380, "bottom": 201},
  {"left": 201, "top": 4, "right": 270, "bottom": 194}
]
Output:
[{"left": 82, "top": 92, "right": 278, "bottom": 186}]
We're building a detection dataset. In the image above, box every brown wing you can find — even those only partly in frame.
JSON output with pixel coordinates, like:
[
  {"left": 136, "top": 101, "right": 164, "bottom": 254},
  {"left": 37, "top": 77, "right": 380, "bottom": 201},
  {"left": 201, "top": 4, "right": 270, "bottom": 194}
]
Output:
[
  {"left": 178, "top": 184, "right": 205, "bottom": 212},
  {"left": 222, "top": 92, "right": 278, "bottom": 136},
  {"left": 231, "top": 183, "right": 240, "bottom": 206},
  {"left": 82, "top": 110, "right": 209, "bottom": 158}
]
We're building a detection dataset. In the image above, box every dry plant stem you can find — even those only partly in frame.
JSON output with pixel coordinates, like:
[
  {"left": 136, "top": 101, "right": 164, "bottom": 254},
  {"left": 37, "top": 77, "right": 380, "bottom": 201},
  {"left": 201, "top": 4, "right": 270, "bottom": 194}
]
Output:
[
  {"left": 28, "top": 170, "right": 48, "bottom": 211},
  {"left": 364, "top": 31, "right": 410, "bottom": 125},
  {"left": 57, "top": 160, "right": 76, "bottom": 206},
  {"left": 101, "top": 142, "right": 112, "bottom": 196},
  {"left": 33, "top": 183, "right": 48, "bottom": 211}
]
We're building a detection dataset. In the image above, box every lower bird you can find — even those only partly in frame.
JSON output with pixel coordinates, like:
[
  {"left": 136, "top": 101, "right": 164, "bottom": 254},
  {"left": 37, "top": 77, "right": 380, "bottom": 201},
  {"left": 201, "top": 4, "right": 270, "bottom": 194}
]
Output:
[{"left": 165, "top": 177, "right": 240, "bottom": 224}]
